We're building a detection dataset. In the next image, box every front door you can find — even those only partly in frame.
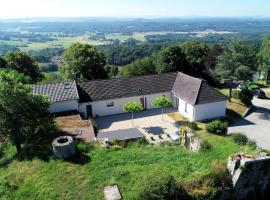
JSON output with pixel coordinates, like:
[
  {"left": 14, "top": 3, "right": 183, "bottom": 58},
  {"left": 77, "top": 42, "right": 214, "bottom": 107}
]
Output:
[
  {"left": 86, "top": 105, "right": 93, "bottom": 118},
  {"left": 140, "top": 97, "right": 146, "bottom": 109}
]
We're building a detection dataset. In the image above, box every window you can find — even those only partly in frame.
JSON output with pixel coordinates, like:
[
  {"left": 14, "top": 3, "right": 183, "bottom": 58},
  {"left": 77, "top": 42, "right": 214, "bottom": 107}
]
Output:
[
  {"left": 107, "top": 102, "right": 114, "bottom": 107},
  {"left": 185, "top": 102, "right": 188, "bottom": 113}
]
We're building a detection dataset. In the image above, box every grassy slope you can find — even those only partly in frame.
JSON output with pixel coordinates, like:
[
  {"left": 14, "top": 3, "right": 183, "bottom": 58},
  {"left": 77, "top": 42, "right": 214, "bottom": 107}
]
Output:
[{"left": 0, "top": 114, "right": 258, "bottom": 200}]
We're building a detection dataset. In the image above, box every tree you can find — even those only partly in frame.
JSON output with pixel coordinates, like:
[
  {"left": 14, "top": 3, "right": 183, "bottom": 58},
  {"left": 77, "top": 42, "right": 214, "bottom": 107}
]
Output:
[
  {"left": 154, "top": 45, "right": 187, "bottom": 74},
  {"left": 123, "top": 102, "right": 143, "bottom": 127},
  {"left": 0, "top": 69, "right": 54, "bottom": 153},
  {"left": 0, "top": 56, "right": 7, "bottom": 68},
  {"left": 180, "top": 40, "right": 209, "bottom": 76},
  {"left": 215, "top": 39, "right": 255, "bottom": 101},
  {"left": 120, "top": 57, "right": 155, "bottom": 77},
  {"left": 152, "top": 96, "right": 172, "bottom": 120},
  {"left": 104, "top": 64, "right": 119, "bottom": 79},
  {"left": 60, "top": 43, "right": 107, "bottom": 81},
  {"left": 5, "top": 51, "right": 42, "bottom": 83},
  {"left": 239, "top": 86, "right": 254, "bottom": 106},
  {"left": 257, "top": 36, "right": 270, "bottom": 84}
]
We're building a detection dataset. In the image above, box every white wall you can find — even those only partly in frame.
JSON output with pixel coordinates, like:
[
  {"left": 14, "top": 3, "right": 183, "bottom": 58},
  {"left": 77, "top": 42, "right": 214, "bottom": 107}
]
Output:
[
  {"left": 194, "top": 101, "right": 227, "bottom": 121},
  {"left": 177, "top": 97, "right": 195, "bottom": 121},
  {"left": 49, "top": 100, "right": 79, "bottom": 113},
  {"left": 79, "top": 92, "right": 171, "bottom": 118}
]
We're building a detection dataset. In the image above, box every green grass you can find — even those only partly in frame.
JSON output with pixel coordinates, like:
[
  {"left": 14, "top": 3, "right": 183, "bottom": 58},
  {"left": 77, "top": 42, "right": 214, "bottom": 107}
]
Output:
[{"left": 0, "top": 112, "right": 259, "bottom": 200}]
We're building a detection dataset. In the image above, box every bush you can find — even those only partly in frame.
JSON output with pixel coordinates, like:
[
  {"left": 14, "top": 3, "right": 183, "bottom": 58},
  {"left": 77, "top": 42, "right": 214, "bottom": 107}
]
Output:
[
  {"left": 200, "top": 140, "right": 212, "bottom": 152},
  {"left": 232, "top": 90, "right": 241, "bottom": 99},
  {"left": 239, "top": 87, "right": 253, "bottom": 106},
  {"left": 247, "top": 140, "right": 257, "bottom": 150},
  {"left": 206, "top": 120, "right": 228, "bottom": 135},
  {"left": 232, "top": 133, "right": 248, "bottom": 145}
]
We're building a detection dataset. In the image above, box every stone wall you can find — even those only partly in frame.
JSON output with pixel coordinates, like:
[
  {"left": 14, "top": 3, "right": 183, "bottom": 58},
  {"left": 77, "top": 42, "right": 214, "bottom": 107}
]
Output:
[{"left": 226, "top": 152, "right": 270, "bottom": 200}]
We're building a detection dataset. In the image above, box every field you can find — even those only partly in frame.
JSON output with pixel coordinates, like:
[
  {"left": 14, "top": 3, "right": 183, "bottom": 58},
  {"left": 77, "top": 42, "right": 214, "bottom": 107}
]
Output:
[
  {"left": 0, "top": 36, "right": 111, "bottom": 52},
  {"left": 0, "top": 113, "right": 258, "bottom": 200}
]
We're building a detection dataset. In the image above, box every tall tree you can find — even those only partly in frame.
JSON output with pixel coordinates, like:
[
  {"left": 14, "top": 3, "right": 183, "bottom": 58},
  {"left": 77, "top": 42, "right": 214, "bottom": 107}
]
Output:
[
  {"left": 215, "top": 39, "right": 255, "bottom": 100},
  {"left": 5, "top": 51, "right": 42, "bottom": 83},
  {"left": 154, "top": 45, "right": 187, "bottom": 74},
  {"left": 180, "top": 40, "right": 209, "bottom": 76},
  {"left": 60, "top": 43, "right": 107, "bottom": 81},
  {"left": 257, "top": 36, "right": 270, "bottom": 84},
  {"left": 0, "top": 69, "right": 54, "bottom": 153},
  {"left": 120, "top": 57, "right": 155, "bottom": 77}
]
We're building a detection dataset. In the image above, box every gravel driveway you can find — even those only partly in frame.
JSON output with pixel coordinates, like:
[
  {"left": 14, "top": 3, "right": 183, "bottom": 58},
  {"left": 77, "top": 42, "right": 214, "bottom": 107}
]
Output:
[{"left": 228, "top": 97, "right": 270, "bottom": 150}]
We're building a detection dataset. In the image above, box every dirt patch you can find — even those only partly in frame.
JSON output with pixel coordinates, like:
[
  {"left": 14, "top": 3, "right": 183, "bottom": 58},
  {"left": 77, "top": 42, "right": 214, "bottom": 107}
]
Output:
[{"left": 56, "top": 115, "right": 95, "bottom": 142}]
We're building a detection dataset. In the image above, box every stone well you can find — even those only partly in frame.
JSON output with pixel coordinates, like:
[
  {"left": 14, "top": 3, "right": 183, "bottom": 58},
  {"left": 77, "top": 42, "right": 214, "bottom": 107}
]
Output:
[{"left": 52, "top": 136, "right": 75, "bottom": 159}]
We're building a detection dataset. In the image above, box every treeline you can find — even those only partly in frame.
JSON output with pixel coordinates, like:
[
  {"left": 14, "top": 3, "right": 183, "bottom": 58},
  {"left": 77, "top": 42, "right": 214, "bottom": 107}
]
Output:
[
  {"left": 119, "top": 38, "right": 263, "bottom": 86},
  {"left": 100, "top": 41, "right": 168, "bottom": 66},
  {"left": 3, "top": 18, "right": 270, "bottom": 35},
  {"left": 1, "top": 36, "right": 269, "bottom": 86}
]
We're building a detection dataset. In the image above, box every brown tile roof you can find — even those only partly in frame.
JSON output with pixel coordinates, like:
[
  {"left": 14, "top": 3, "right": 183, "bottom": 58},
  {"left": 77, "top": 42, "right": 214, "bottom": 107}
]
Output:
[
  {"left": 77, "top": 72, "right": 178, "bottom": 102},
  {"left": 33, "top": 81, "right": 79, "bottom": 103},
  {"left": 172, "top": 72, "right": 227, "bottom": 105}
]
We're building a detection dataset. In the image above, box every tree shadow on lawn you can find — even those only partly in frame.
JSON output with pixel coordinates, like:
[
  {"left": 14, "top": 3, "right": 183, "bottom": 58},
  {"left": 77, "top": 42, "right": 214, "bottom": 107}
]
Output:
[{"left": 0, "top": 130, "right": 91, "bottom": 167}]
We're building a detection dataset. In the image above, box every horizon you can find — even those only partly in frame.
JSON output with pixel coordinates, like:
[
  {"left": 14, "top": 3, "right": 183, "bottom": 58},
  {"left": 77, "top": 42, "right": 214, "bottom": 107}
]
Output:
[{"left": 1, "top": 0, "right": 270, "bottom": 20}]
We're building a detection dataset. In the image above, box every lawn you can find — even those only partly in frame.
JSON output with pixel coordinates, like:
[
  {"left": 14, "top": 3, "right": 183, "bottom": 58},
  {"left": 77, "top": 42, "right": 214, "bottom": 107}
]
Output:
[
  {"left": 0, "top": 112, "right": 259, "bottom": 200},
  {"left": 219, "top": 88, "right": 248, "bottom": 122}
]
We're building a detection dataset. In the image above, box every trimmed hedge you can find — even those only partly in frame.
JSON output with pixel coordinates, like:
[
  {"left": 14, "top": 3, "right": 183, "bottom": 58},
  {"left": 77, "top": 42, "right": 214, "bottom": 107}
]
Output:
[{"left": 206, "top": 120, "right": 228, "bottom": 135}]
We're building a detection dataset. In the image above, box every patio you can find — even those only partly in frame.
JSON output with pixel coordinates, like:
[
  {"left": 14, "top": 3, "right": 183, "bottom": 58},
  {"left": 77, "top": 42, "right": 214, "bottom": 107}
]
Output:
[{"left": 96, "top": 108, "right": 180, "bottom": 144}]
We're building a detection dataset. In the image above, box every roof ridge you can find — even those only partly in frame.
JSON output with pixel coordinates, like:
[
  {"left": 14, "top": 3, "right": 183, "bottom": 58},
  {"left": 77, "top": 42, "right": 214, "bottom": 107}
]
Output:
[
  {"left": 78, "top": 72, "right": 178, "bottom": 84},
  {"left": 33, "top": 80, "right": 74, "bottom": 86},
  {"left": 193, "top": 79, "right": 203, "bottom": 105}
]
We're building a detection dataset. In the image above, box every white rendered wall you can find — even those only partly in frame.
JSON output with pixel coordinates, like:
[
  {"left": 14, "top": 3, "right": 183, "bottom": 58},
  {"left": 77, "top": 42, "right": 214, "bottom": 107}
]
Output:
[
  {"left": 79, "top": 92, "right": 171, "bottom": 118},
  {"left": 177, "top": 97, "right": 195, "bottom": 121},
  {"left": 49, "top": 100, "right": 79, "bottom": 113},
  {"left": 194, "top": 101, "right": 227, "bottom": 121}
]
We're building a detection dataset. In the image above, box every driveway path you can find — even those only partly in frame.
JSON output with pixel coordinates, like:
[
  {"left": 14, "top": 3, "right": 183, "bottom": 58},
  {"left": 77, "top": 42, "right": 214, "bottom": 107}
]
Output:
[{"left": 228, "top": 98, "right": 270, "bottom": 150}]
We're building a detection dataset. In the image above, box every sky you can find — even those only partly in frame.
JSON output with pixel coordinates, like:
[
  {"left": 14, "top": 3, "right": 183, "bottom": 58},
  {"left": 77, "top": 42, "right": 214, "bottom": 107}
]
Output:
[{"left": 0, "top": 0, "right": 270, "bottom": 19}]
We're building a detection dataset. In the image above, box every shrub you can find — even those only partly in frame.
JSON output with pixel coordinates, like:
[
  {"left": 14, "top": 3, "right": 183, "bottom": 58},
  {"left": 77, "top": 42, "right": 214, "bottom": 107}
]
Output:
[
  {"left": 110, "top": 137, "right": 119, "bottom": 146},
  {"left": 200, "top": 140, "right": 212, "bottom": 152},
  {"left": 232, "top": 90, "right": 241, "bottom": 99},
  {"left": 247, "top": 140, "right": 257, "bottom": 150},
  {"left": 206, "top": 120, "right": 228, "bottom": 135},
  {"left": 239, "top": 87, "right": 254, "bottom": 106},
  {"left": 232, "top": 133, "right": 248, "bottom": 145}
]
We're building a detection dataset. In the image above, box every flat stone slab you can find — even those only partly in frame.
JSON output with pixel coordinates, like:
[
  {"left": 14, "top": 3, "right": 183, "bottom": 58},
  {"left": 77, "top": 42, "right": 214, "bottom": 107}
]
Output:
[{"left": 104, "top": 185, "right": 121, "bottom": 200}]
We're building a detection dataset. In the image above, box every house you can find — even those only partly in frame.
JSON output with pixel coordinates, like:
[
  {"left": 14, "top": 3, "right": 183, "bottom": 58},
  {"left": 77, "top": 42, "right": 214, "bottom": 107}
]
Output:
[
  {"left": 32, "top": 81, "right": 79, "bottom": 113},
  {"left": 33, "top": 72, "right": 227, "bottom": 122}
]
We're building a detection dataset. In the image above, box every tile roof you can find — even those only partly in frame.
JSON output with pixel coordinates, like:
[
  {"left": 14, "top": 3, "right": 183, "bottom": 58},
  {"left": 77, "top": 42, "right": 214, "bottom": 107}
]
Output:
[
  {"left": 77, "top": 72, "right": 178, "bottom": 102},
  {"left": 97, "top": 128, "right": 145, "bottom": 142},
  {"left": 172, "top": 72, "right": 227, "bottom": 105},
  {"left": 32, "top": 81, "right": 79, "bottom": 103}
]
